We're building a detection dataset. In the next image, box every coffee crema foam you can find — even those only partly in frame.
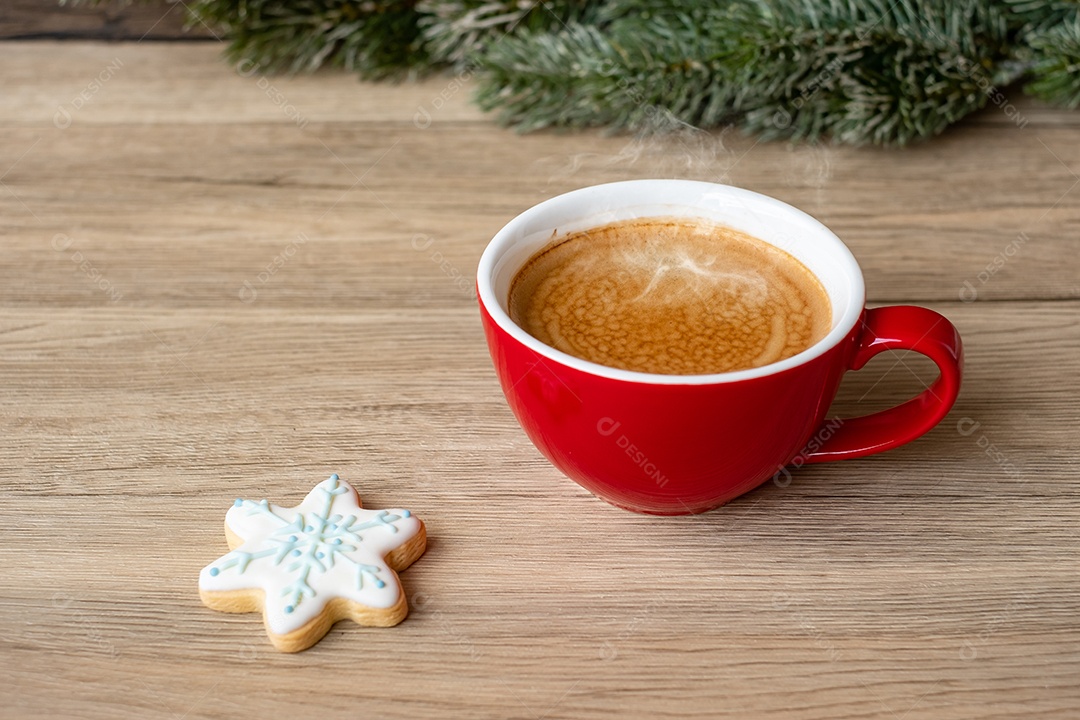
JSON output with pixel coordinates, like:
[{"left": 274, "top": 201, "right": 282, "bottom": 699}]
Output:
[{"left": 508, "top": 218, "right": 832, "bottom": 375}]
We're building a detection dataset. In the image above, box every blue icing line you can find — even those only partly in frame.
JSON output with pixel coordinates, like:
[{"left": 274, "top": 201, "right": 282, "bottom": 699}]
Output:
[
  {"left": 212, "top": 548, "right": 276, "bottom": 575},
  {"left": 356, "top": 564, "right": 387, "bottom": 590}
]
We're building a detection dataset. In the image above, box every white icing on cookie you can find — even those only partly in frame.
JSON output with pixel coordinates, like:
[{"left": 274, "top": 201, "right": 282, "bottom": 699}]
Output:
[{"left": 199, "top": 474, "right": 422, "bottom": 635}]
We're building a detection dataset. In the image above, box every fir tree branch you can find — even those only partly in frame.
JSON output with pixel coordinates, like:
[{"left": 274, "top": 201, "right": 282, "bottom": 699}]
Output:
[
  {"left": 416, "top": 0, "right": 595, "bottom": 66},
  {"left": 1024, "top": 17, "right": 1080, "bottom": 109},
  {"left": 186, "top": 0, "right": 429, "bottom": 79},
  {"left": 739, "top": 0, "right": 1012, "bottom": 145},
  {"left": 57, "top": 0, "right": 1080, "bottom": 145},
  {"left": 476, "top": 0, "right": 1012, "bottom": 145},
  {"left": 997, "top": 0, "right": 1080, "bottom": 34},
  {"left": 476, "top": 8, "right": 729, "bottom": 133}
]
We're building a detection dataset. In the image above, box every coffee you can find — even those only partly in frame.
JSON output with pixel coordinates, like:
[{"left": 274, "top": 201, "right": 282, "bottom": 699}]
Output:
[{"left": 508, "top": 218, "right": 831, "bottom": 375}]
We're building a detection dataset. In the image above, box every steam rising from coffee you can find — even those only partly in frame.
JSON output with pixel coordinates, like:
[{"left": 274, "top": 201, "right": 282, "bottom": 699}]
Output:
[
  {"left": 508, "top": 219, "right": 831, "bottom": 376},
  {"left": 619, "top": 246, "right": 770, "bottom": 306}
]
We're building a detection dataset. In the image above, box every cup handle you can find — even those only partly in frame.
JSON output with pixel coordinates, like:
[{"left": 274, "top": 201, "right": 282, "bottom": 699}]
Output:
[{"left": 797, "top": 305, "right": 963, "bottom": 464}]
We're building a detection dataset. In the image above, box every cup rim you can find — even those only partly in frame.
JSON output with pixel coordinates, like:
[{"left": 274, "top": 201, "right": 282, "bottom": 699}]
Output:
[{"left": 477, "top": 180, "right": 866, "bottom": 386}]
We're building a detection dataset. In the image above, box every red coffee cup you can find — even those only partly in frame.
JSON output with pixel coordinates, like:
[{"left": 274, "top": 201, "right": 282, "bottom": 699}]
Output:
[{"left": 477, "top": 180, "right": 963, "bottom": 515}]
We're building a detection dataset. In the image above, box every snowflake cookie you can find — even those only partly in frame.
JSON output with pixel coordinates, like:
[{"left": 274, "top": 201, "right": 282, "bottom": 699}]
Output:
[{"left": 199, "top": 474, "right": 426, "bottom": 652}]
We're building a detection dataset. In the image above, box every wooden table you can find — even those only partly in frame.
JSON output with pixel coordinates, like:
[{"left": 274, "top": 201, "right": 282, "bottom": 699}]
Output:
[{"left": 2, "top": 41, "right": 1078, "bottom": 719}]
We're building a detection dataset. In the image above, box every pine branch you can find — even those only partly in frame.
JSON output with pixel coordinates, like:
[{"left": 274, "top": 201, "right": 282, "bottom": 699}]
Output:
[
  {"left": 740, "top": 0, "right": 1012, "bottom": 145},
  {"left": 1024, "top": 17, "right": 1080, "bottom": 108},
  {"left": 997, "top": 0, "right": 1080, "bottom": 34},
  {"left": 476, "top": 8, "right": 728, "bottom": 133},
  {"left": 56, "top": 0, "right": 1080, "bottom": 145},
  {"left": 477, "top": 0, "right": 1012, "bottom": 145},
  {"left": 186, "top": 0, "right": 429, "bottom": 79},
  {"left": 416, "top": 0, "right": 596, "bottom": 66}
]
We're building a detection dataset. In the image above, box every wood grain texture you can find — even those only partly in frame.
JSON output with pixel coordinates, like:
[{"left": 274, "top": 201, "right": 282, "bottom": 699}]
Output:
[
  {"left": 1, "top": 0, "right": 211, "bottom": 40},
  {"left": 1, "top": 41, "right": 1079, "bottom": 720}
]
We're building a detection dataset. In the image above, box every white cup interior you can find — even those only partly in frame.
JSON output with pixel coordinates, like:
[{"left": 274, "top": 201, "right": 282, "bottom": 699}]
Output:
[{"left": 477, "top": 180, "right": 866, "bottom": 385}]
